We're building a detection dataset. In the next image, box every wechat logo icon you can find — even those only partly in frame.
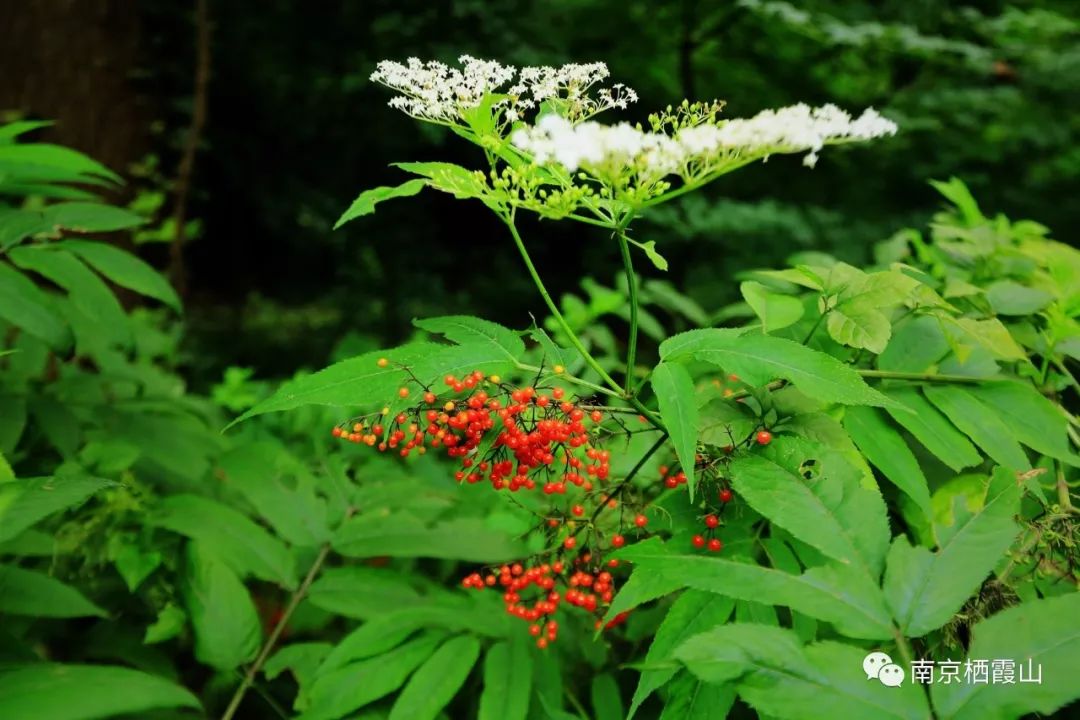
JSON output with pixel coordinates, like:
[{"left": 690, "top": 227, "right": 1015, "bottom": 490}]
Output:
[{"left": 863, "top": 651, "right": 905, "bottom": 687}]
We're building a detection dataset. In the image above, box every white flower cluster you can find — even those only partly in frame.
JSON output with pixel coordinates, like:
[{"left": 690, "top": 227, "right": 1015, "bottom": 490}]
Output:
[
  {"left": 511, "top": 115, "right": 681, "bottom": 179},
  {"left": 676, "top": 103, "right": 899, "bottom": 168},
  {"left": 371, "top": 56, "right": 636, "bottom": 124},
  {"left": 511, "top": 103, "right": 897, "bottom": 179},
  {"left": 372, "top": 56, "right": 516, "bottom": 122}
]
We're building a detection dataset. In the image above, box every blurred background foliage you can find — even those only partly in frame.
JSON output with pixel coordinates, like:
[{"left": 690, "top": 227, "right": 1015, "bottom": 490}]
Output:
[{"left": 3, "top": 0, "right": 1077, "bottom": 384}]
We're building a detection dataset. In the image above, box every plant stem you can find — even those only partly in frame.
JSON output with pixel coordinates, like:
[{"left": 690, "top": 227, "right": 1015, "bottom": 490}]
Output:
[
  {"left": 220, "top": 543, "right": 332, "bottom": 720},
  {"left": 615, "top": 225, "right": 639, "bottom": 396},
  {"left": 892, "top": 628, "right": 915, "bottom": 668},
  {"left": 504, "top": 215, "right": 624, "bottom": 395},
  {"left": 857, "top": 369, "right": 986, "bottom": 384},
  {"left": 587, "top": 432, "right": 669, "bottom": 528},
  {"left": 516, "top": 362, "right": 621, "bottom": 399},
  {"left": 802, "top": 311, "right": 827, "bottom": 345}
]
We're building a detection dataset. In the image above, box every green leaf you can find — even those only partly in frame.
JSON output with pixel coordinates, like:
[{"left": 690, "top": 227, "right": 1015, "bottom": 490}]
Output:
[
  {"left": 590, "top": 673, "right": 624, "bottom": 720},
  {"left": 882, "top": 387, "right": 981, "bottom": 472},
  {"left": 0, "top": 474, "right": 113, "bottom": 543},
  {"left": 968, "top": 381, "right": 1075, "bottom": 463},
  {"left": 0, "top": 143, "right": 121, "bottom": 185},
  {"left": 740, "top": 281, "right": 804, "bottom": 333},
  {"left": 877, "top": 316, "right": 951, "bottom": 372},
  {"left": 301, "top": 632, "right": 445, "bottom": 720},
  {"left": 0, "top": 120, "right": 54, "bottom": 143},
  {"left": 601, "top": 560, "right": 687, "bottom": 624},
  {"left": 658, "top": 672, "right": 736, "bottom": 720},
  {"left": 0, "top": 663, "right": 200, "bottom": 720},
  {"left": 414, "top": 315, "right": 525, "bottom": 363},
  {"left": 219, "top": 441, "right": 331, "bottom": 546},
  {"left": 307, "top": 567, "right": 422, "bottom": 621},
  {"left": 152, "top": 494, "right": 297, "bottom": 588},
  {"left": 930, "top": 177, "right": 984, "bottom": 224},
  {"left": 0, "top": 209, "right": 51, "bottom": 250},
  {"left": 843, "top": 406, "right": 932, "bottom": 521},
  {"left": 618, "top": 540, "right": 893, "bottom": 640},
  {"left": 817, "top": 263, "right": 920, "bottom": 353},
  {"left": 389, "top": 635, "right": 481, "bottom": 720},
  {"left": 0, "top": 262, "right": 71, "bottom": 349},
  {"left": 143, "top": 603, "right": 186, "bottom": 645},
  {"left": 651, "top": 362, "right": 699, "bottom": 497},
  {"left": 41, "top": 202, "right": 147, "bottom": 233},
  {"left": 660, "top": 329, "right": 893, "bottom": 408},
  {"left": 333, "top": 179, "right": 428, "bottom": 229},
  {"left": 644, "top": 280, "right": 710, "bottom": 327},
  {"left": 479, "top": 638, "right": 533, "bottom": 720},
  {"left": 181, "top": 541, "right": 261, "bottom": 670},
  {"left": 265, "top": 642, "right": 332, "bottom": 689},
  {"left": 932, "top": 593, "right": 1080, "bottom": 719},
  {"left": 729, "top": 439, "right": 890, "bottom": 577},
  {"left": 58, "top": 240, "right": 180, "bottom": 311},
  {"left": 629, "top": 590, "right": 734, "bottom": 718},
  {"left": 8, "top": 247, "right": 130, "bottom": 347},
  {"left": 0, "top": 450, "right": 12, "bottom": 483},
  {"left": 923, "top": 385, "right": 1030, "bottom": 470},
  {"left": 883, "top": 467, "right": 1021, "bottom": 637},
  {"left": 0, "top": 565, "right": 106, "bottom": 618},
  {"left": 675, "top": 625, "right": 930, "bottom": 720},
  {"left": 394, "top": 162, "right": 487, "bottom": 200},
  {"left": 984, "top": 280, "right": 1053, "bottom": 316},
  {"left": 941, "top": 317, "right": 1026, "bottom": 361},
  {"left": 333, "top": 514, "right": 527, "bottom": 563},
  {"left": 635, "top": 239, "right": 669, "bottom": 271},
  {"left": 529, "top": 326, "right": 567, "bottom": 369}
]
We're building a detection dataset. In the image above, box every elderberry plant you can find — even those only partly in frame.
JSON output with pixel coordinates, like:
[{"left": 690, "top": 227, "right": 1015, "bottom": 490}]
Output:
[{"left": 235, "top": 57, "right": 1080, "bottom": 720}]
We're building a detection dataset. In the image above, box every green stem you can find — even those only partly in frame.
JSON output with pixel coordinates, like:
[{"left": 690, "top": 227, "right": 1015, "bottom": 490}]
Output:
[
  {"left": 516, "top": 362, "right": 621, "bottom": 399},
  {"left": 892, "top": 628, "right": 915, "bottom": 669},
  {"left": 504, "top": 215, "right": 624, "bottom": 395},
  {"left": 802, "top": 311, "right": 828, "bottom": 345},
  {"left": 615, "top": 225, "right": 639, "bottom": 396},
  {"left": 220, "top": 543, "right": 332, "bottom": 720},
  {"left": 857, "top": 369, "right": 986, "bottom": 384},
  {"left": 586, "top": 432, "right": 669, "bottom": 528}
]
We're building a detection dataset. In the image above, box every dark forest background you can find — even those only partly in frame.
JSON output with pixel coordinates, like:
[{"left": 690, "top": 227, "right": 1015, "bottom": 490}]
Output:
[{"left": 3, "top": 0, "right": 1077, "bottom": 387}]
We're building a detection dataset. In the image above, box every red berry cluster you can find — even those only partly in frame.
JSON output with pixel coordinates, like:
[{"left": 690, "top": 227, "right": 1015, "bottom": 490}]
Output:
[
  {"left": 658, "top": 465, "right": 689, "bottom": 489},
  {"left": 461, "top": 556, "right": 629, "bottom": 648},
  {"left": 333, "top": 365, "right": 613, "bottom": 495}
]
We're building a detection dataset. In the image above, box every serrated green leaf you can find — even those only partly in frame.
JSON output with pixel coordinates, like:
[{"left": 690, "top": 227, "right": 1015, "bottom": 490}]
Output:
[
  {"left": 414, "top": 315, "right": 525, "bottom": 362},
  {"left": 529, "top": 326, "right": 567, "bottom": 368},
  {"left": 0, "top": 565, "right": 106, "bottom": 618},
  {"left": 843, "top": 406, "right": 932, "bottom": 520},
  {"left": 968, "top": 381, "right": 1075, "bottom": 463},
  {"left": 0, "top": 474, "right": 113, "bottom": 543},
  {"left": 265, "top": 642, "right": 332, "bottom": 690},
  {"left": 617, "top": 539, "right": 893, "bottom": 640},
  {"left": 300, "top": 632, "right": 445, "bottom": 720},
  {"left": 8, "top": 247, "right": 130, "bottom": 347},
  {"left": 152, "top": 494, "right": 297, "bottom": 588},
  {"left": 395, "top": 162, "right": 488, "bottom": 200},
  {"left": 932, "top": 593, "right": 1080, "bottom": 719},
  {"left": 41, "top": 202, "right": 147, "bottom": 232},
  {"left": 882, "top": 387, "right": 981, "bottom": 472},
  {"left": 180, "top": 542, "right": 261, "bottom": 670},
  {"left": 883, "top": 467, "right": 1021, "bottom": 637},
  {"left": 307, "top": 567, "right": 423, "bottom": 621},
  {"left": 635, "top": 240, "right": 669, "bottom": 271},
  {"left": 984, "top": 280, "right": 1053, "bottom": 316},
  {"left": 59, "top": 240, "right": 180, "bottom": 311},
  {"left": 389, "top": 635, "right": 480, "bottom": 720},
  {"left": 729, "top": 439, "right": 890, "bottom": 577},
  {"left": 877, "top": 315, "right": 951, "bottom": 372},
  {"left": 661, "top": 329, "right": 893, "bottom": 407},
  {"left": 481, "top": 637, "right": 535, "bottom": 720},
  {"left": 658, "top": 671, "right": 735, "bottom": 720},
  {"left": 629, "top": 590, "right": 734, "bottom": 718},
  {"left": 923, "top": 386, "right": 1030, "bottom": 470},
  {"left": 333, "top": 179, "right": 428, "bottom": 229},
  {"left": 675, "top": 626, "right": 929, "bottom": 720},
  {"left": 0, "top": 262, "right": 71, "bottom": 349},
  {"left": 651, "top": 362, "right": 698, "bottom": 497},
  {"left": 741, "top": 281, "right": 804, "bottom": 333},
  {"left": 590, "top": 673, "right": 624, "bottom": 720},
  {"left": 941, "top": 317, "right": 1026, "bottom": 361},
  {"left": 0, "top": 143, "right": 121, "bottom": 185},
  {"left": 0, "top": 663, "right": 200, "bottom": 720}
]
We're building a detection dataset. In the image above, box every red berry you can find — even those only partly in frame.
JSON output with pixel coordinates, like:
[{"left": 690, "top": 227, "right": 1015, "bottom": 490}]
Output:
[
  {"left": 707, "top": 538, "right": 723, "bottom": 552},
  {"left": 719, "top": 488, "right": 733, "bottom": 503},
  {"left": 590, "top": 410, "right": 603, "bottom": 423},
  {"left": 571, "top": 505, "right": 584, "bottom": 517},
  {"left": 704, "top": 514, "right": 719, "bottom": 529},
  {"left": 692, "top": 534, "right": 705, "bottom": 549},
  {"left": 611, "top": 534, "right": 626, "bottom": 548},
  {"left": 398, "top": 387, "right": 410, "bottom": 398},
  {"left": 634, "top": 514, "right": 648, "bottom": 528},
  {"left": 563, "top": 536, "right": 577, "bottom": 549},
  {"left": 536, "top": 637, "right": 548, "bottom": 649},
  {"left": 755, "top": 430, "right": 772, "bottom": 445}
]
